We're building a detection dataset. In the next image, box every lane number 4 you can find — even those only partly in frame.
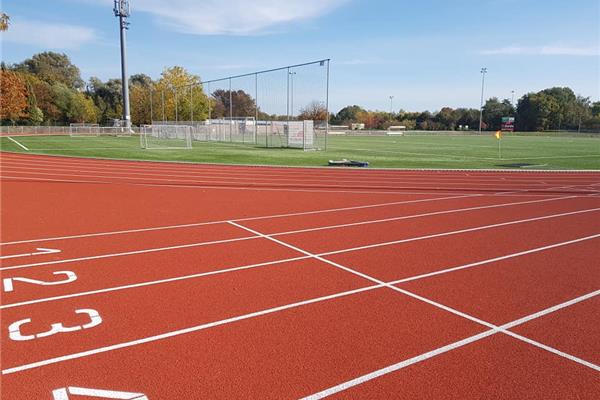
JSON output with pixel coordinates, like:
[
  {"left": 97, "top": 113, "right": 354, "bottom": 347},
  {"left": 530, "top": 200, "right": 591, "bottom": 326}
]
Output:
[{"left": 52, "top": 386, "right": 148, "bottom": 399}]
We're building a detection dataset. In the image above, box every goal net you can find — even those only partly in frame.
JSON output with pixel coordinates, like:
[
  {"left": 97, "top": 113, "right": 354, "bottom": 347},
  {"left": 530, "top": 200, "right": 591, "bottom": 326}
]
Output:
[
  {"left": 141, "top": 125, "right": 193, "bottom": 149},
  {"left": 69, "top": 123, "right": 100, "bottom": 137}
]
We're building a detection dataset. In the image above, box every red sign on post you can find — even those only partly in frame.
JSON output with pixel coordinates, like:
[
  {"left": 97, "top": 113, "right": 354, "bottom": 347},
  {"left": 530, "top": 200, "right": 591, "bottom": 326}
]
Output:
[{"left": 501, "top": 117, "right": 515, "bottom": 132}]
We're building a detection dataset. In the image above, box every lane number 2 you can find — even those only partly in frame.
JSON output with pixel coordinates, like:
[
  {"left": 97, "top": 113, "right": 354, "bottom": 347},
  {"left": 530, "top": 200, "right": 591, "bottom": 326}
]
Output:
[
  {"left": 8, "top": 309, "right": 102, "bottom": 341},
  {"left": 3, "top": 271, "right": 77, "bottom": 292}
]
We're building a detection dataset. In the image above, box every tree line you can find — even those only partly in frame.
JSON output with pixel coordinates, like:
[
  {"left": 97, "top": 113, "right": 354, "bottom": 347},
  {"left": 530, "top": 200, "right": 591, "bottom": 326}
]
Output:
[
  {"left": 1, "top": 52, "right": 598, "bottom": 132},
  {"left": 332, "top": 89, "right": 599, "bottom": 132}
]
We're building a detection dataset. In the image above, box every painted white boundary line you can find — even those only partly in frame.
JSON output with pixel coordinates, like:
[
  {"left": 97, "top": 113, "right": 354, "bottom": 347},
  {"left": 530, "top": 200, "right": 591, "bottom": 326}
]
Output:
[
  {"left": 301, "top": 290, "right": 600, "bottom": 399},
  {"left": 1, "top": 197, "right": 593, "bottom": 272},
  {"left": 0, "top": 194, "right": 476, "bottom": 246},
  {"left": 229, "top": 223, "right": 600, "bottom": 396},
  {"left": 3, "top": 231, "right": 597, "bottom": 310},
  {"left": 5, "top": 137, "right": 29, "bottom": 151}
]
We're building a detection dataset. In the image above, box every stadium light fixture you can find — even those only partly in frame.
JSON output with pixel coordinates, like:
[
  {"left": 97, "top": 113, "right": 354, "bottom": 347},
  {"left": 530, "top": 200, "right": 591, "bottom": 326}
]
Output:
[
  {"left": 114, "top": 0, "right": 131, "bottom": 128},
  {"left": 479, "top": 67, "right": 487, "bottom": 134}
]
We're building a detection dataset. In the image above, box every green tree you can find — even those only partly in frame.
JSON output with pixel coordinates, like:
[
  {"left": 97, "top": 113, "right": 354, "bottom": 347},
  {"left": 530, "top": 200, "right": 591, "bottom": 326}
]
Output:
[
  {"left": 15, "top": 52, "right": 84, "bottom": 89},
  {"left": 482, "top": 98, "right": 515, "bottom": 131},
  {"left": 211, "top": 89, "right": 256, "bottom": 119},
  {"left": 153, "top": 66, "right": 209, "bottom": 122},
  {"left": 333, "top": 105, "right": 366, "bottom": 125}
]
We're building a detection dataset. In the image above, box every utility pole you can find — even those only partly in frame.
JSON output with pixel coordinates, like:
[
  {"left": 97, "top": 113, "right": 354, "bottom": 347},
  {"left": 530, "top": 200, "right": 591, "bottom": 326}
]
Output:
[
  {"left": 113, "top": 0, "right": 131, "bottom": 128},
  {"left": 479, "top": 67, "right": 487, "bottom": 134}
]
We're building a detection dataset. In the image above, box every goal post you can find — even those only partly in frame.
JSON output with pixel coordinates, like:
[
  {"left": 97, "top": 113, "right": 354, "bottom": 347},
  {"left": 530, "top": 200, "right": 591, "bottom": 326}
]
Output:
[
  {"left": 141, "top": 125, "right": 193, "bottom": 149},
  {"left": 69, "top": 123, "right": 100, "bottom": 137}
]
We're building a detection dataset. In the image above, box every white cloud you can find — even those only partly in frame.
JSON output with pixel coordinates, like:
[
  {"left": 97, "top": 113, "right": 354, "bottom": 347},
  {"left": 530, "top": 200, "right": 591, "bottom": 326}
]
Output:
[
  {"left": 85, "top": 0, "right": 347, "bottom": 35},
  {"left": 2, "top": 18, "right": 96, "bottom": 50},
  {"left": 481, "top": 45, "right": 599, "bottom": 56}
]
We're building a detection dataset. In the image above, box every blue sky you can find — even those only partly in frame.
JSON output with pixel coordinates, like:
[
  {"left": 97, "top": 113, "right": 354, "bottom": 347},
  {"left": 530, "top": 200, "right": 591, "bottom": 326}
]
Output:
[{"left": 2, "top": 0, "right": 599, "bottom": 112}]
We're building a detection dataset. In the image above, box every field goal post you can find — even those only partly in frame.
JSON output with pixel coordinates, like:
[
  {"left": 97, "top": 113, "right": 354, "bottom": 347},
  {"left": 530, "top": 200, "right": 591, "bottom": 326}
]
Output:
[{"left": 141, "top": 124, "right": 193, "bottom": 149}]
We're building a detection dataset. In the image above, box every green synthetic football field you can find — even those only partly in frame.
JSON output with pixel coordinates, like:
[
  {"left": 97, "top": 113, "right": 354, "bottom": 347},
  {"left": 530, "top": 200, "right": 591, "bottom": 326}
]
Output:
[{"left": 1, "top": 133, "right": 599, "bottom": 170}]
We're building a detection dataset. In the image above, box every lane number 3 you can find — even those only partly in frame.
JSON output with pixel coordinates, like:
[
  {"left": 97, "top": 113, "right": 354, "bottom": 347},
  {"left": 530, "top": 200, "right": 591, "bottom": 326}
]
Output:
[{"left": 8, "top": 309, "right": 102, "bottom": 341}]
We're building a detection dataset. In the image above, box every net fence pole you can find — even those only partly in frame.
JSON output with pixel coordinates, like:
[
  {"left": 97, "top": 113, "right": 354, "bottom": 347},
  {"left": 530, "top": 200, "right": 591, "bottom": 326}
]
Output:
[
  {"left": 229, "top": 78, "right": 233, "bottom": 142},
  {"left": 190, "top": 84, "right": 193, "bottom": 124},
  {"left": 174, "top": 86, "right": 179, "bottom": 123},
  {"left": 255, "top": 72, "right": 258, "bottom": 146},
  {"left": 286, "top": 67, "right": 290, "bottom": 147},
  {"left": 325, "top": 59, "right": 330, "bottom": 151},
  {"left": 208, "top": 82, "right": 212, "bottom": 121},
  {"left": 149, "top": 88, "right": 153, "bottom": 123},
  {"left": 161, "top": 90, "right": 165, "bottom": 122}
]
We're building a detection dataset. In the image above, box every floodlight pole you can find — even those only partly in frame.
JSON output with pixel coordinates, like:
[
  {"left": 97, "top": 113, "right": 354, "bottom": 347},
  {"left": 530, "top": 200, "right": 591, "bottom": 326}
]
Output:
[
  {"left": 114, "top": 0, "right": 131, "bottom": 128},
  {"left": 511, "top": 90, "right": 515, "bottom": 107},
  {"left": 389, "top": 95, "right": 394, "bottom": 115},
  {"left": 479, "top": 67, "right": 487, "bottom": 134}
]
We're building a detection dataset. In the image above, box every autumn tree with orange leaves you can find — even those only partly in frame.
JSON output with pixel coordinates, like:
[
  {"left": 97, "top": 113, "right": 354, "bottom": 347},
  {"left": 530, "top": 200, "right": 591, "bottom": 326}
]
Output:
[{"left": 0, "top": 70, "right": 28, "bottom": 123}]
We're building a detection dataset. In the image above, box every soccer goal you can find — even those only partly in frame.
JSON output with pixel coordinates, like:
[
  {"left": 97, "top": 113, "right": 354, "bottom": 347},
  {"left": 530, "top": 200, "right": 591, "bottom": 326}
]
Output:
[
  {"left": 69, "top": 123, "right": 100, "bottom": 137},
  {"left": 141, "top": 125, "right": 193, "bottom": 149}
]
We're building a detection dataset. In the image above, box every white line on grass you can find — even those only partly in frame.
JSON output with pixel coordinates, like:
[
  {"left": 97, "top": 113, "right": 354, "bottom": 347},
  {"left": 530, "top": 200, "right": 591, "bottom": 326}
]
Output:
[
  {"left": 6, "top": 137, "right": 29, "bottom": 151},
  {"left": 1, "top": 197, "right": 593, "bottom": 272}
]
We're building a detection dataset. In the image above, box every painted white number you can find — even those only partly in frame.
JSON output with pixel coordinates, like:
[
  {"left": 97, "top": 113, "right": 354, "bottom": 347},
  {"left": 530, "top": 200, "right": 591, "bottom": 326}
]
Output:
[
  {"left": 8, "top": 309, "right": 102, "bottom": 342},
  {"left": 52, "top": 386, "right": 148, "bottom": 399},
  {"left": 3, "top": 271, "right": 77, "bottom": 292},
  {"left": 0, "top": 247, "right": 61, "bottom": 260}
]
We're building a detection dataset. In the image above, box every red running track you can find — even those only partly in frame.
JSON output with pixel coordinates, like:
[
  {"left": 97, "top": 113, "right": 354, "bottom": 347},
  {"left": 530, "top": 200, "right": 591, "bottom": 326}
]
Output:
[{"left": 1, "top": 153, "right": 599, "bottom": 399}]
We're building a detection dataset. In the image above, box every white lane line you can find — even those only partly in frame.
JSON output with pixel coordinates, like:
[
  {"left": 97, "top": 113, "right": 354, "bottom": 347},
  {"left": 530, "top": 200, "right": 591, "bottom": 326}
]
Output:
[
  {"left": 6, "top": 155, "right": 590, "bottom": 182},
  {"left": 1, "top": 174, "right": 586, "bottom": 199},
  {"left": 4, "top": 277, "right": 597, "bottom": 379},
  {"left": 319, "top": 207, "right": 600, "bottom": 258},
  {"left": 232, "top": 222, "right": 600, "bottom": 374},
  {"left": 3, "top": 168, "right": 592, "bottom": 195},
  {"left": 4, "top": 162, "right": 557, "bottom": 187},
  {"left": 0, "top": 168, "right": 513, "bottom": 191},
  {"left": 0, "top": 247, "right": 60, "bottom": 260},
  {"left": 0, "top": 254, "right": 312, "bottom": 309},
  {"left": 272, "top": 195, "right": 576, "bottom": 237},
  {"left": 5, "top": 137, "right": 29, "bottom": 151},
  {"left": 387, "top": 233, "right": 600, "bottom": 285},
  {"left": 4, "top": 232, "right": 597, "bottom": 310},
  {"left": 2, "top": 198, "right": 594, "bottom": 272},
  {"left": 0, "top": 236, "right": 260, "bottom": 271},
  {"left": 0, "top": 194, "right": 476, "bottom": 246},
  {"left": 1, "top": 285, "right": 383, "bottom": 375},
  {"left": 300, "top": 290, "right": 600, "bottom": 400}
]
